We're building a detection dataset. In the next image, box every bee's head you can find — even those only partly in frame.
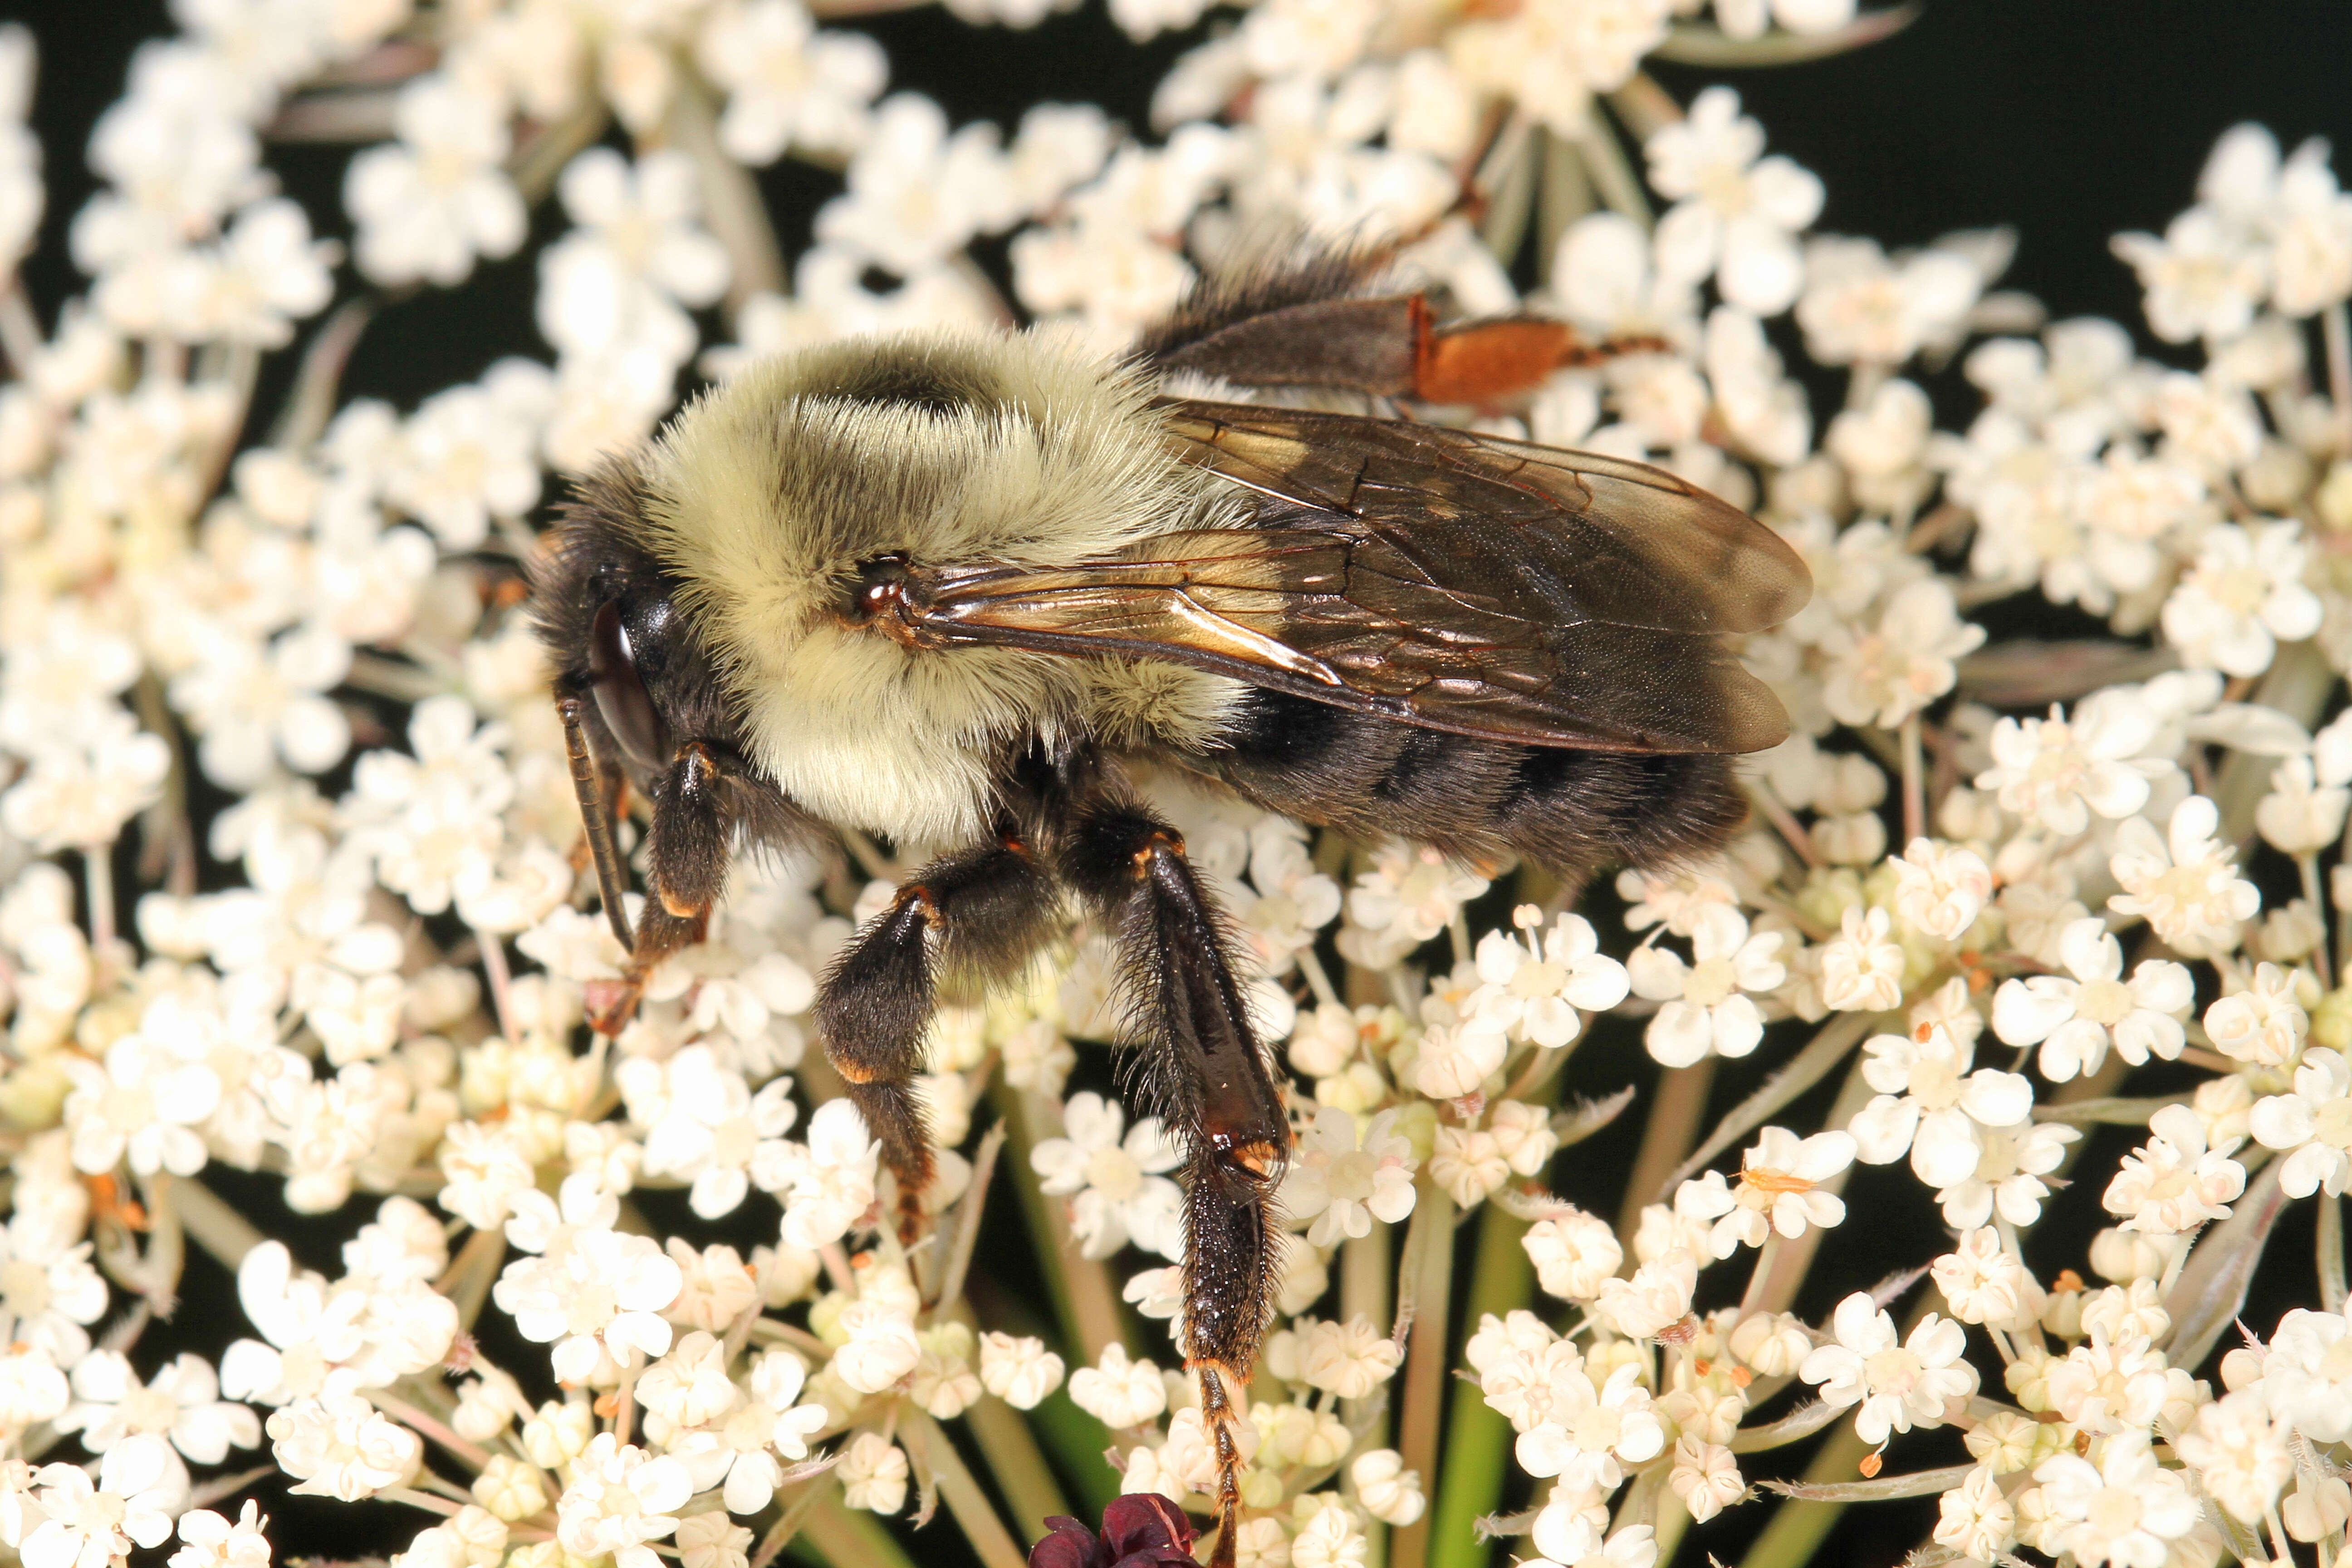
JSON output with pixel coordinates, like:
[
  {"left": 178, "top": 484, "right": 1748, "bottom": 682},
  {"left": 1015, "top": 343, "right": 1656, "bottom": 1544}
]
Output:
[{"left": 532, "top": 460, "right": 742, "bottom": 787}]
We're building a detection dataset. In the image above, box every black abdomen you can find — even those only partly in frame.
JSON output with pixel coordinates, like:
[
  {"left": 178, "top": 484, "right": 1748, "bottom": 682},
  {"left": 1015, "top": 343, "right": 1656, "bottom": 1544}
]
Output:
[{"left": 1187, "top": 689, "right": 1746, "bottom": 876}]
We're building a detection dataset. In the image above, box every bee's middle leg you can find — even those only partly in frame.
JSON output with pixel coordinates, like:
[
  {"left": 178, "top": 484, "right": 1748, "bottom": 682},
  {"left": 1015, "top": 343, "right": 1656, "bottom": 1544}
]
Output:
[
  {"left": 817, "top": 830, "right": 1058, "bottom": 1224},
  {"left": 1060, "top": 801, "right": 1290, "bottom": 1568}
]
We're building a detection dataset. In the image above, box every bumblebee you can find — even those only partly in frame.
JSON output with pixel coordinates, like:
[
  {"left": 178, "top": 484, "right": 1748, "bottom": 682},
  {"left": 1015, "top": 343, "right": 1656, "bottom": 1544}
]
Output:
[{"left": 534, "top": 251, "right": 1809, "bottom": 1563}]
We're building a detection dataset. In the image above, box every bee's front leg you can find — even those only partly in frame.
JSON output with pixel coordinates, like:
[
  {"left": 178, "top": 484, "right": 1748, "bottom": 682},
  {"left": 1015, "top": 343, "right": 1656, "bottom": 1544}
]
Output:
[
  {"left": 1060, "top": 802, "right": 1290, "bottom": 1568},
  {"left": 585, "top": 738, "right": 734, "bottom": 1034},
  {"left": 817, "top": 829, "right": 1060, "bottom": 1234}
]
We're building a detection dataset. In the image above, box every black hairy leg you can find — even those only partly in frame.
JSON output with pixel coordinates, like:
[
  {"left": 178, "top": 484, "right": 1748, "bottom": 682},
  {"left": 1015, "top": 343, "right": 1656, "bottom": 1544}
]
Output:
[
  {"left": 587, "top": 740, "right": 739, "bottom": 1034},
  {"left": 816, "top": 832, "right": 1061, "bottom": 1232},
  {"left": 1058, "top": 799, "right": 1289, "bottom": 1568}
]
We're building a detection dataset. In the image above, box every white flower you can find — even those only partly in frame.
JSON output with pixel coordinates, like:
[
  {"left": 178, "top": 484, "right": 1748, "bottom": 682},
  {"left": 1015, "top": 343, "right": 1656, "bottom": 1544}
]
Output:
[
  {"left": 1676, "top": 1127, "right": 1856, "bottom": 1256},
  {"left": 61, "top": 1036, "right": 221, "bottom": 1178},
  {"left": 1667, "top": 1436, "right": 1744, "bottom": 1524},
  {"left": 1468, "top": 910, "right": 1628, "bottom": 1049},
  {"left": 618, "top": 1048, "right": 797, "bottom": 1220},
  {"left": 1935, "top": 1116, "right": 2079, "bottom": 1230},
  {"left": 1523, "top": 1208, "right": 1623, "bottom": 1302},
  {"left": 1066, "top": 1345, "right": 1166, "bottom": 1430},
  {"left": 1029, "top": 1092, "right": 1183, "bottom": 1260},
  {"left": 2112, "top": 206, "right": 2269, "bottom": 344},
  {"left": 168, "top": 1500, "right": 272, "bottom": 1568},
  {"left": 555, "top": 1434, "right": 693, "bottom": 1568},
  {"left": 265, "top": 1393, "right": 420, "bottom": 1500},
  {"left": 2249, "top": 1046, "right": 2352, "bottom": 1197},
  {"left": 1284, "top": 1105, "right": 1417, "bottom": 1247},
  {"left": 1798, "top": 1293, "right": 1976, "bottom": 1445},
  {"left": 492, "top": 1230, "right": 682, "bottom": 1382},
  {"left": 976, "top": 1333, "right": 1063, "bottom": 1410},
  {"left": 1350, "top": 1450, "right": 1424, "bottom": 1527},
  {"left": 1931, "top": 1228, "right": 2042, "bottom": 1330},
  {"left": 1795, "top": 234, "right": 1983, "bottom": 367},
  {"left": 2033, "top": 1431, "right": 2200, "bottom": 1568},
  {"left": 1990, "top": 917, "right": 2194, "bottom": 1081},
  {"left": 835, "top": 1433, "right": 908, "bottom": 1514},
  {"left": 23, "top": 1436, "right": 179, "bottom": 1568},
  {"left": 1847, "top": 1024, "right": 2034, "bottom": 1187},
  {"left": 814, "top": 96, "right": 1016, "bottom": 276},
  {"left": 343, "top": 74, "right": 526, "bottom": 287},
  {"left": 831, "top": 1298, "right": 920, "bottom": 1394},
  {"left": 1295, "top": 1315, "right": 1402, "bottom": 1399},
  {"left": 1887, "top": 838, "right": 1993, "bottom": 942},
  {"left": 1444, "top": 0, "right": 1671, "bottom": 137},
  {"left": 1514, "top": 1362, "right": 1666, "bottom": 1494},
  {"left": 1, "top": 709, "right": 172, "bottom": 853},
  {"left": 2251, "top": 1309, "right": 2352, "bottom": 1443},
  {"left": 1625, "top": 908, "right": 1783, "bottom": 1067},
  {"left": 1645, "top": 87, "right": 1823, "bottom": 316},
  {"left": 770, "top": 1098, "right": 880, "bottom": 1250},
  {"left": 2203, "top": 961, "right": 2308, "bottom": 1067},
  {"left": 56, "top": 1352, "right": 259, "bottom": 1465},
  {"left": 2175, "top": 1389, "right": 2293, "bottom": 1524},
  {"left": 696, "top": 0, "right": 884, "bottom": 166},
  {"left": 1931, "top": 1466, "right": 2016, "bottom": 1562},
  {"left": 1818, "top": 905, "right": 1904, "bottom": 1014},
  {"left": 2107, "top": 795, "right": 2260, "bottom": 959},
  {"left": 2256, "top": 754, "right": 2350, "bottom": 855},
  {"left": 2103, "top": 1103, "right": 2245, "bottom": 1235},
  {"left": 2161, "top": 520, "right": 2323, "bottom": 676},
  {"left": 1818, "top": 577, "right": 1986, "bottom": 730}
]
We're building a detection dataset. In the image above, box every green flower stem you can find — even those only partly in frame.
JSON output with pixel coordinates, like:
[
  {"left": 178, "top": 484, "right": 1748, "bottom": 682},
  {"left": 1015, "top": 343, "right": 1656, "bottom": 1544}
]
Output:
[
  {"left": 907, "top": 1410, "right": 1029, "bottom": 1568},
  {"left": 2321, "top": 1194, "right": 2346, "bottom": 1314},
  {"left": 1426, "top": 1198, "right": 1532, "bottom": 1568},
  {"left": 788, "top": 1486, "right": 922, "bottom": 1568},
  {"left": 1734, "top": 1421, "right": 1873, "bottom": 1568},
  {"left": 990, "top": 1081, "right": 1131, "bottom": 1362},
  {"left": 1756, "top": 1057, "right": 1876, "bottom": 1316},
  {"left": 1388, "top": 1186, "right": 1459, "bottom": 1568},
  {"left": 1023, "top": 1388, "right": 1121, "bottom": 1517},
  {"left": 1620, "top": 1059, "right": 1715, "bottom": 1237},
  {"left": 963, "top": 1395, "right": 1073, "bottom": 1539},
  {"left": 164, "top": 1175, "right": 264, "bottom": 1273}
]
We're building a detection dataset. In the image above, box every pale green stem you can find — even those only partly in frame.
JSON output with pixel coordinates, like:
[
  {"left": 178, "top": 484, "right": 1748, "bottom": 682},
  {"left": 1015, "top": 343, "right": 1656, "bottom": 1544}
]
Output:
[
  {"left": 1620, "top": 1058, "right": 1715, "bottom": 1238},
  {"left": 906, "top": 1410, "right": 1027, "bottom": 1568},
  {"left": 1739, "top": 1233, "right": 1783, "bottom": 1318},
  {"left": 0, "top": 281, "right": 42, "bottom": 377},
  {"left": 2325, "top": 301, "right": 2352, "bottom": 454},
  {"left": 167, "top": 1176, "right": 266, "bottom": 1270},
  {"left": 1754, "top": 1056, "right": 1877, "bottom": 1316},
  {"left": 2302, "top": 853, "right": 2333, "bottom": 989},
  {"left": 1898, "top": 715, "right": 1925, "bottom": 846},
  {"left": 1298, "top": 947, "right": 1342, "bottom": 1009},
  {"left": 1388, "top": 1186, "right": 1458, "bottom": 1568},
  {"left": 1534, "top": 132, "right": 1593, "bottom": 290},
  {"left": 83, "top": 847, "right": 115, "bottom": 953},
  {"left": 473, "top": 925, "right": 517, "bottom": 1042},
  {"left": 132, "top": 1171, "right": 184, "bottom": 1315},
  {"left": 660, "top": 77, "right": 787, "bottom": 320},
  {"left": 2323, "top": 1196, "right": 2347, "bottom": 1314},
  {"left": 269, "top": 298, "right": 375, "bottom": 452},
  {"left": 963, "top": 1396, "right": 1071, "bottom": 1539},
  {"left": 436, "top": 1222, "right": 507, "bottom": 1333},
  {"left": 1659, "top": 1011, "right": 1877, "bottom": 1198},
  {"left": 1575, "top": 116, "right": 1652, "bottom": 230},
  {"left": 747, "top": 1474, "right": 832, "bottom": 1568},
  {"left": 1426, "top": 1200, "right": 1533, "bottom": 1568},
  {"left": 1477, "top": 116, "right": 1539, "bottom": 268},
  {"left": 796, "top": 1484, "right": 923, "bottom": 1568},
  {"left": 368, "top": 1388, "right": 500, "bottom": 1471},
  {"left": 990, "top": 1080, "right": 1129, "bottom": 1362},
  {"left": 379, "top": 1486, "right": 464, "bottom": 1518}
]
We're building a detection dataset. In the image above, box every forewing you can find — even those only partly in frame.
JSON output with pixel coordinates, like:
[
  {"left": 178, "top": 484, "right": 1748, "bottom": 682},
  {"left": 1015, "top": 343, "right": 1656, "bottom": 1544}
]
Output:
[{"left": 898, "top": 402, "right": 1809, "bottom": 754}]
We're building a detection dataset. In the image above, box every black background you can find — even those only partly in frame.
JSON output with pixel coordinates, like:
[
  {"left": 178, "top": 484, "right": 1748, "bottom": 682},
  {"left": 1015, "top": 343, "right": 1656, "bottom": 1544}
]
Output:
[{"left": 7, "top": 1, "right": 2352, "bottom": 1566}]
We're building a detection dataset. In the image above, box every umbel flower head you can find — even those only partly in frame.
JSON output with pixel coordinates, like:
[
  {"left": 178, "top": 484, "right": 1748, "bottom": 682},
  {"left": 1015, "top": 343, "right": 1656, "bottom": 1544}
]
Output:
[{"left": 8, "top": 6, "right": 2352, "bottom": 1568}]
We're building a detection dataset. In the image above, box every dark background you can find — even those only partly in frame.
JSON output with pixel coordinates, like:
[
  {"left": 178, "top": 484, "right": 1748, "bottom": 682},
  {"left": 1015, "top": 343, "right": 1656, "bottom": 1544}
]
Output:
[{"left": 8, "top": 1, "right": 2352, "bottom": 1566}]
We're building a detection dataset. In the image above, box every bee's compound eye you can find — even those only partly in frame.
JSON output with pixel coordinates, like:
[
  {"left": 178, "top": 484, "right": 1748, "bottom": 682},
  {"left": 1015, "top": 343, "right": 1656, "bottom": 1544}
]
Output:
[
  {"left": 850, "top": 554, "right": 909, "bottom": 621},
  {"left": 588, "top": 601, "right": 670, "bottom": 770}
]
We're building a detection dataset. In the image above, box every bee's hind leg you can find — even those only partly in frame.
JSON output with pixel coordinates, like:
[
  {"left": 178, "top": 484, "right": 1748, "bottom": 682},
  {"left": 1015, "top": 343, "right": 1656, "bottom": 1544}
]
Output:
[
  {"left": 817, "top": 828, "right": 1060, "bottom": 1235},
  {"left": 1058, "top": 800, "right": 1291, "bottom": 1568}
]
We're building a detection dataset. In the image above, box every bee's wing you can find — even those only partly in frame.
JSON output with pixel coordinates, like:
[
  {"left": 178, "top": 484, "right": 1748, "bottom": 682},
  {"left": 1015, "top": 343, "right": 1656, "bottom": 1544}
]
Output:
[{"left": 900, "top": 400, "right": 1812, "bottom": 754}]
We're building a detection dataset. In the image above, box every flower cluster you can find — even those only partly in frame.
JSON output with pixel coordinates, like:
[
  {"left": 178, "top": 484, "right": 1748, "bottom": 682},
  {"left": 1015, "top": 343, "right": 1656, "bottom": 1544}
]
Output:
[{"left": 3, "top": 6, "right": 2352, "bottom": 1568}]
